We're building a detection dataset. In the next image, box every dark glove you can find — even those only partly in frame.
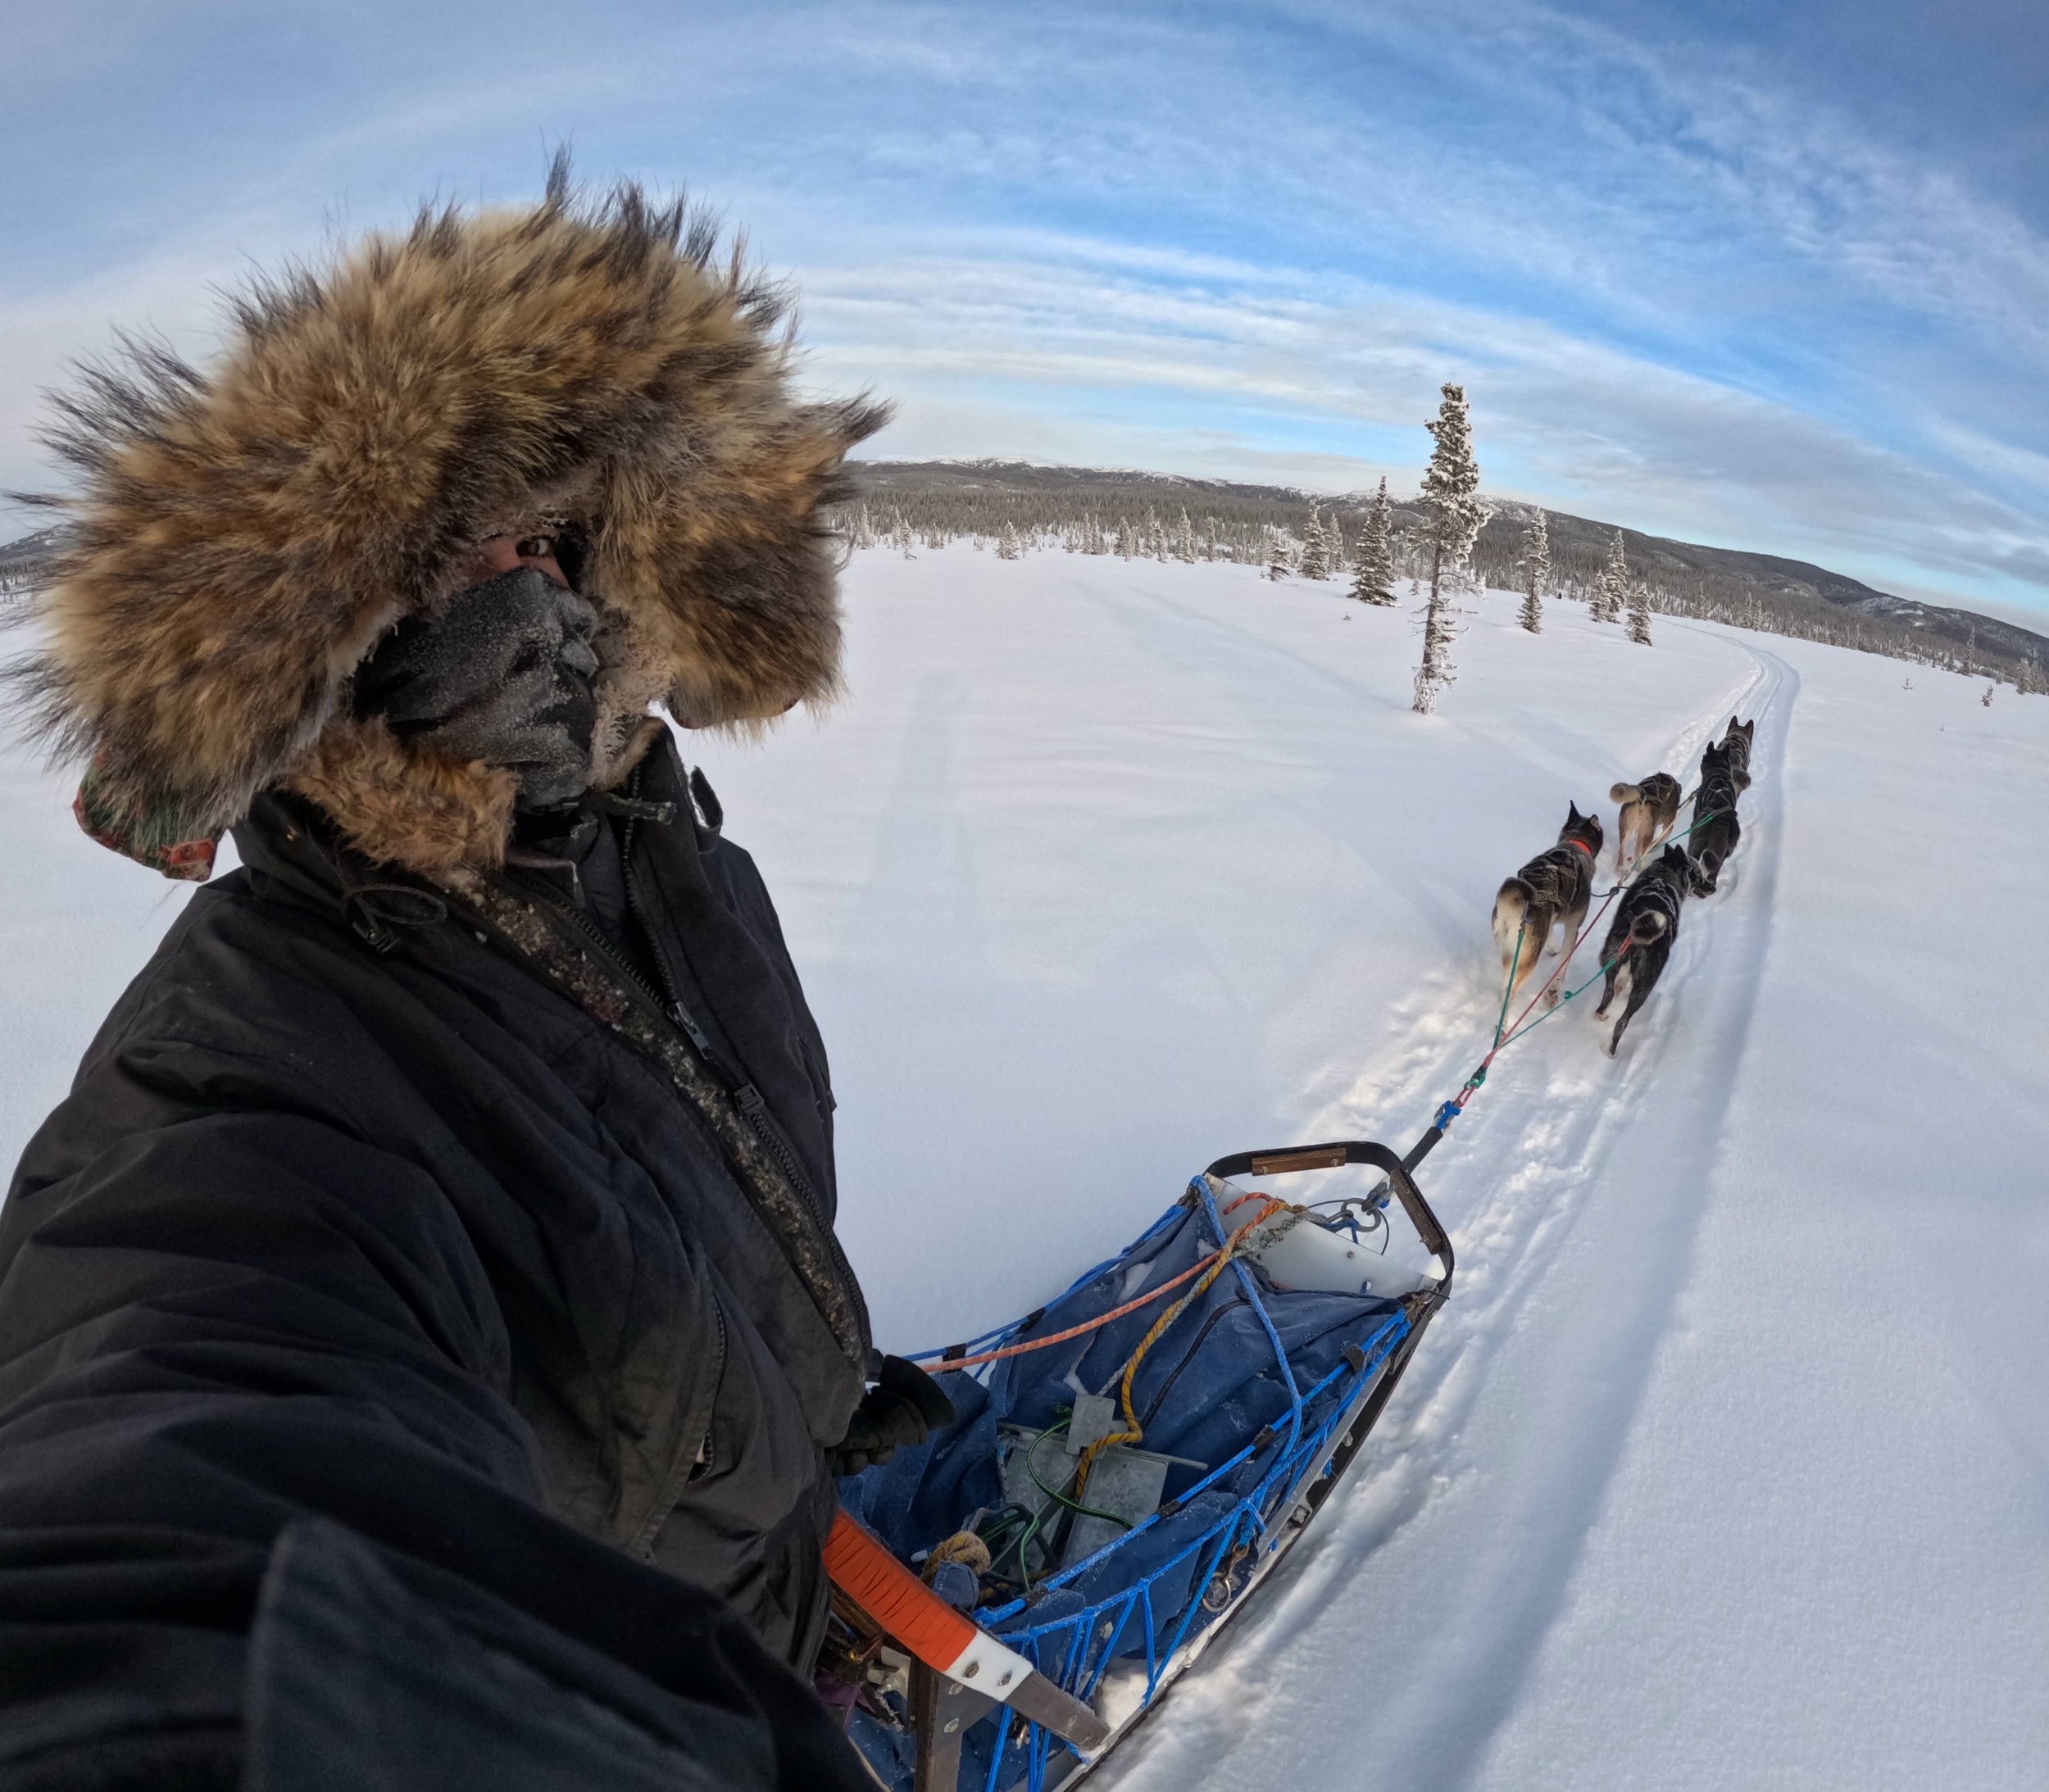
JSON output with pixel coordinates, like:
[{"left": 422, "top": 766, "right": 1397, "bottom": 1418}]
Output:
[{"left": 829, "top": 1355, "right": 956, "bottom": 1476}]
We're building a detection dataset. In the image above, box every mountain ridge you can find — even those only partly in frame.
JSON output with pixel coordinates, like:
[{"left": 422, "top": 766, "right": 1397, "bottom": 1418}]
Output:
[
  {"left": 7, "top": 465, "right": 2042, "bottom": 673},
  {"left": 852, "top": 459, "right": 2049, "bottom": 670}
]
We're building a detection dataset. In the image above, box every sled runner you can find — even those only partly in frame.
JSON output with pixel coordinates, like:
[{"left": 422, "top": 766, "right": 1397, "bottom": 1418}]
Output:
[{"left": 826, "top": 1141, "right": 1454, "bottom": 1791}]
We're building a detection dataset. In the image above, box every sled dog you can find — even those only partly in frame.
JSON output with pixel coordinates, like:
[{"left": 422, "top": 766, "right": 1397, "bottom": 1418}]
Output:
[
  {"left": 1594, "top": 843, "right": 1692, "bottom": 1054},
  {"left": 1608, "top": 771, "right": 1683, "bottom": 871},
  {"left": 1492, "top": 804, "right": 1604, "bottom": 1006},
  {"left": 1720, "top": 716, "right": 1756, "bottom": 791},
  {"left": 1688, "top": 740, "right": 1744, "bottom": 895}
]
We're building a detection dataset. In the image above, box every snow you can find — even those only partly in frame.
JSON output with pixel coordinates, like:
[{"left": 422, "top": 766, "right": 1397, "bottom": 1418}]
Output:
[{"left": 5, "top": 547, "right": 2047, "bottom": 1787}]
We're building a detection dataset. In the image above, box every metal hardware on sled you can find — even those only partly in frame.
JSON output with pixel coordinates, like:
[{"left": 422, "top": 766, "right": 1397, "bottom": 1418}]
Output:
[
  {"left": 828, "top": 1139, "right": 1453, "bottom": 1792},
  {"left": 825, "top": 1512, "right": 1112, "bottom": 1771}
]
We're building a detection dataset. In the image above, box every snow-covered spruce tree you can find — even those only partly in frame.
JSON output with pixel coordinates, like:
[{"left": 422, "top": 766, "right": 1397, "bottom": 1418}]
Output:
[
  {"left": 1412, "top": 382, "right": 1486, "bottom": 715},
  {"left": 1593, "top": 528, "right": 1629, "bottom": 622},
  {"left": 1983, "top": 682, "right": 1995, "bottom": 707},
  {"left": 996, "top": 523, "right": 1020, "bottom": 561},
  {"left": 1626, "top": 578, "right": 1653, "bottom": 645},
  {"left": 1350, "top": 478, "right": 1397, "bottom": 605},
  {"left": 1519, "top": 508, "right": 1549, "bottom": 633},
  {"left": 1265, "top": 525, "right": 1292, "bottom": 582},
  {"left": 1300, "top": 511, "right": 1331, "bottom": 580}
]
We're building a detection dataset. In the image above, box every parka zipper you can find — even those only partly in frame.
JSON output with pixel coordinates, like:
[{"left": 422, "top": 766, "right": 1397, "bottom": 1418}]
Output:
[
  {"left": 494, "top": 808, "right": 870, "bottom": 1351},
  {"left": 688, "top": 1295, "right": 727, "bottom": 1486},
  {"left": 613, "top": 810, "right": 788, "bottom": 1152},
  {"left": 630, "top": 1287, "right": 728, "bottom": 1561},
  {"left": 616, "top": 804, "right": 865, "bottom": 1309}
]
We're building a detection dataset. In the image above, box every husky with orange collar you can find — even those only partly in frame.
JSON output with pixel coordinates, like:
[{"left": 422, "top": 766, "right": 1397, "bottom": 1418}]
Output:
[{"left": 1491, "top": 803, "right": 1604, "bottom": 1007}]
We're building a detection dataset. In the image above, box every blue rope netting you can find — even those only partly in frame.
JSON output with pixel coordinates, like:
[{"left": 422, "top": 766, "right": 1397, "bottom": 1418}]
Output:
[{"left": 847, "top": 1177, "right": 1413, "bottom": 1792}]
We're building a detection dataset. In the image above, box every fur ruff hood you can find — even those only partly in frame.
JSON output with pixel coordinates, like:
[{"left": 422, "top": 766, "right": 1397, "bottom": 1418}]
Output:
[{"left": 15, "top": 163, "right": 886, "bottom": 876}]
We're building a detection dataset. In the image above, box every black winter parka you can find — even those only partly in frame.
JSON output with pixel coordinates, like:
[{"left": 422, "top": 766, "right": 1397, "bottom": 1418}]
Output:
[{"left": 0, "top": 736, "right": 875, "bottom": 1790}]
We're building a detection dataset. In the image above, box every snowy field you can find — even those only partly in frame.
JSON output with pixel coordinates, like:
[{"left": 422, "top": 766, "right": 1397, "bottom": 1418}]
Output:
[{"left": 4, "top": 546, "right": 2047, "bottom": 1789}]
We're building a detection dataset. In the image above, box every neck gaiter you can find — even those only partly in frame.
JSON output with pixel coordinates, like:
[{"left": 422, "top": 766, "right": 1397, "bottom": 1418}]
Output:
[{"left": 353, "top": 566, "right": 602, "bottom": 813}]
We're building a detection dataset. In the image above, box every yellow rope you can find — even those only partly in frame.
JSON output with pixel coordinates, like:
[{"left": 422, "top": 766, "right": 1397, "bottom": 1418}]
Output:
[
  {"left": 919, "top": 1530, "right": 993, "bottom": 1583},
  {"left": 1073, "top": 1198, "right": 1290, "bottom": 1496}
]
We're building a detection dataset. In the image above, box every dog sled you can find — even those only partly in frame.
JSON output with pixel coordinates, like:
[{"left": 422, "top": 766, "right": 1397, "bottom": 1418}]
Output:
[{"left": 824, "top": 1141, "right": 1454, "bottom": 1792}]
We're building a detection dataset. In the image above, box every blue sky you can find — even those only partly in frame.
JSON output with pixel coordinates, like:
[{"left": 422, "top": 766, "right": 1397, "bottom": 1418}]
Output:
[{"left": 4, "top": 0, "right": 2047, "bottom": 619}]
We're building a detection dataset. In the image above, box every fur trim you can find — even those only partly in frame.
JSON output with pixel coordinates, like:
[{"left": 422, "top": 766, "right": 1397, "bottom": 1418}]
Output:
[
  {"left": 289, "top": 718, "right": 520, "bottom": 874},
  {"left": 13, "top": 157, "right": 888, "bottom": 872}
]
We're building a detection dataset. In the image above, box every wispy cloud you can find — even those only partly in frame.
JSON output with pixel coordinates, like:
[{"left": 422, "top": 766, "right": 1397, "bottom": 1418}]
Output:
[
  {"left": 1, "top": 0, "right": 2044, "bottom": 612},
  {"left": 797, "top": 233, "right": 2044, "bottom": 592}
]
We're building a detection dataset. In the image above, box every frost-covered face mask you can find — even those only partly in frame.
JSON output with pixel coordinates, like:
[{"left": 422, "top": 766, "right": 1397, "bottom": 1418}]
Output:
[{"left": 353, "top": 565, "right": 602, "bottom": 812}]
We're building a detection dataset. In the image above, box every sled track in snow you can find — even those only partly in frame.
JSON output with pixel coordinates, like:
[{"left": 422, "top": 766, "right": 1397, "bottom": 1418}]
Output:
[{"left": 1099, "top": 631, "right": 1799, "bottom": 1792}]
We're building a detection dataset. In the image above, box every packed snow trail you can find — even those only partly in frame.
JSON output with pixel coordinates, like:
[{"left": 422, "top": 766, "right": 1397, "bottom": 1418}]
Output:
[
  {"left": 3, "top": 548, "right": 2045, "bottom": 1787},
  {"left": 1098, "top": 635, "right": 1797, "bottom": 1792}
]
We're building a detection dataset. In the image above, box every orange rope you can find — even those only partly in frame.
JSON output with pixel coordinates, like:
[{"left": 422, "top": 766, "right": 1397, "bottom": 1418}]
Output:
[{"left": 931, "top": 1195, "right": 1286, "bottom": 1372}]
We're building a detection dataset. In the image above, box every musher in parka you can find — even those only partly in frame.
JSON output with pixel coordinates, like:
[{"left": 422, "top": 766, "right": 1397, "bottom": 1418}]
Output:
[{"left": 0, "top": 165, "right": 947, "bottom": 1790}]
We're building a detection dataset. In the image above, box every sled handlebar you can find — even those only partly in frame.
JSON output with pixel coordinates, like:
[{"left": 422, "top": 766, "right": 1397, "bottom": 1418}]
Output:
[
  {"left": 824, "top": 1513, "right": 1111, "bottom": 1754},
  {"left": 1202, "top": 1140, "right": 1454, "bottom": 1292}
]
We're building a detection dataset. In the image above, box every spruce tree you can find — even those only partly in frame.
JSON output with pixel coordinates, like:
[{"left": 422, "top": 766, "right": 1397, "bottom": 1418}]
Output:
[
  {"left": 1519, "top": 508, "right": 1548, "bottom": 633},
  {"left": 1626, "top": 578, "right": 1653, "bottom": 645},
  {"left": 996, "top": 523, "right": 1021, "bottom": 561},
  {"left": 1265, "top": 525, "right": 1292, "bottom": 582},
  {"left": 1412, "top": 383, "right": 1485, "bottom": 715},
  {"left": 1350, "top": 478, "right": 1397, "bottom": 605},
  {"left": 1301, "top": 511, "right": 1331, "bottom": 580},
  {"left": 1593, "top": 529, "right": 1629, "bottom": 622}
]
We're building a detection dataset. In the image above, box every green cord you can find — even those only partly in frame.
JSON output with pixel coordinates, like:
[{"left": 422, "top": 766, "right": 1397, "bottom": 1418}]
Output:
[
  {"left": 1010, "top": 1418, "right": 1134, "bottom": 1595},
  {"left": 1505, "top": 951, "right": 1624, "bottom": 1041},
  {"left": 1492, "top": 914, "right": 1528, "bottom": 1050},
  {"left": 1026, "top": 1422, "right": 1134, "bottom": 1531}
]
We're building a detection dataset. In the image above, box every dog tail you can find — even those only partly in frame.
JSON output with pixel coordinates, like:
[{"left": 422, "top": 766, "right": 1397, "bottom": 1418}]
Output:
[
  {"left": 1492, "top": 879, "right": 1531, "bottom": 963},
  {"left": 1610, "top": 781, "right": 1642, "bottom": 805},
  {"left": 1628, "top": 910, "right": 1672, "bottom": 946}
]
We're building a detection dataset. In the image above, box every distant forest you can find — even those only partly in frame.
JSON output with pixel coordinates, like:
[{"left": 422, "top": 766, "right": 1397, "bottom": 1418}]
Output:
[
  {"left": 5, "top": 470, "right": 2044, "bottom": 688},
  {"left": 843, "top": 462, "right": 2049, "bottom": 690}
]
